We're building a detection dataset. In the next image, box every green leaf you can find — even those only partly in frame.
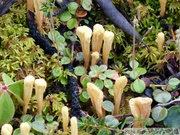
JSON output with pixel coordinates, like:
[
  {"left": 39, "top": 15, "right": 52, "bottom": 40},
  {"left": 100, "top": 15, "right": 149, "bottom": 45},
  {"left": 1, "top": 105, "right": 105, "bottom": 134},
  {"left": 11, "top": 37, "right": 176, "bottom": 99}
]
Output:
[
  {"left": 52, "top": 67, "right": 63, "bottom": 77},
  {"left": 168, "top": 78, "right": 180, "bottom": 86},
  {"left": 59, "top": 11, "right": 72, "bottom": 22},
  {"left": 151, "top": 106, "right": 168, "bottom": 122},
  {"left": 135, "top": 67, "right": 147, "bottom": 76},
  {"left": 130, "top": 78, "right": 146, "bottom": 93},
  {"left": 61, "top": 56, "right": 71, "bottom": 65},
  {"left": 146, "top": 118, "right": 154, "bottom": 126},
  {"left": 8, "top": 80, "right": 24, "bottom": 105},
  {"left": 21, "top": 114, "right": 33, "bottom": 122},
  {"left": 79, "top": 91, "right": 89, "bottom": 102},
  {"left": 108, "top": 88, "right": 114, "bottom": 96},
  {"left": 163, "top": 106, "right": 180, "bottom": 128},
  {"left": 104, "top": 79, "right": 113, "bottom": 89},
  {"left": 13, "top": 128, "right": 20, "bottom": 135},
  {"left": 127, "top": 70, "right": 138, "bottom": 80},
  {"left": 74, "top": 66, "right": 86, "bottom": 76},
  {"left": 2, "top": 73, "right": 14, "bottom": 85},
  {"left": 125, "top": 116, "right": 134, "bottom": 124},
  {"left": 102, "top": 100, "right": 114, "bottom": 112},
  {"left": 104, "top": 70, "right": 115, "bottom": 79},
  {"left": 129, "top": 60, "right": 139, "bottom": 69},
  {"left": 99, "top": 65, "right": 107, "bottom": 72},
  {"left": 104, "top": 115, "right": 119, "bottom": 128},
  {"left": 94, "top": 80, "right": 104, "bottom": 90},
  {"left": 64, "top": 48, "right": 72, "bottom": 58},
  {"left": 67, "top": 18, "right": 77, "bottom": 29},
  {"left": 80, "top": 75, "right": 91, "bottom": 88},
  {"left": 153, "top": 89, "right": 171, "bottom": 103},
  {"left": 89, "top": 70, "right": 98, "bottom": 78},
  {"left": 35, "top": 114, "right": 45, "bottom": 123},
  {"left": 98, "top": 73, "right": 106, "bottom": 80},
  {"left": 60, "top": 77, "right": 68, "bottom": 85},
  {"left": 81, "top": 0, "right": 92, "bottom": 11},
  {"left": 31, "top": 121, "right": 45, "bottom": 133},
  {"left": 46, "top": 114, "right": 54, "bottom": 122},
  {"left": 90, "top": 65, "right": 99, "bottom": 71},
  {"left": 0, "top": 91, "right": 15, "bottom": 126},
  {"left": 48, "top": 30, "right": 65, "bottom": 43},
  {"left": 64, "top": 31, "right": 77, "bottom": 42},
  {"left": 68, "top": 2, "right": 79, "bottom": 15}
]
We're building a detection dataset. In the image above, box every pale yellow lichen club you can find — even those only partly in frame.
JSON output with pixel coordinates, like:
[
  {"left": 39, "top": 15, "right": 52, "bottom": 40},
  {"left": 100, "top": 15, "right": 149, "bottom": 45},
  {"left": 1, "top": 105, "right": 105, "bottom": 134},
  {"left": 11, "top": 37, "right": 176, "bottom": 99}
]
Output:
[
  {"left": 91, "top": 51, "right": 100, "bottom": 66},
  {"left": 1, "top": 124, "right": 13, "bottom": 135},
  {"left": 35, "top": 78, "right": 47, "bottom": 115},
  {"left": 61, "top": 106, "right": 69, "bottom": 132},
  {"left": 23, "top": 75, "right": 35, "bottom": 115},
  {"left": 87, "top": 83, "right": 105, "bottom": 118},
  {"left": 76, "top": 26, "right": 92, "bottom": 69},
  {"left": 92, "top": 24, "right": 105, "bottom": 53},
  {"left": 70, "top": 117, "right": 78, "bottom": 135},
  {"left": 156, "top": 32, "right": 165, "bottom": 52},
  {"left": 20, "top": 122, "right": 31, "bottom": 135},
  {"left": 159, "top": 0, "right": 167, "bottom": 17},
  {"left": 129, "top": 97, "right": 152, "bottom": 128},
  {"left": 103, "top": 30, "right": 114, "bottom": 66},
  {"left": 113, "top": 76, "right": 128, "bottom": 115}
]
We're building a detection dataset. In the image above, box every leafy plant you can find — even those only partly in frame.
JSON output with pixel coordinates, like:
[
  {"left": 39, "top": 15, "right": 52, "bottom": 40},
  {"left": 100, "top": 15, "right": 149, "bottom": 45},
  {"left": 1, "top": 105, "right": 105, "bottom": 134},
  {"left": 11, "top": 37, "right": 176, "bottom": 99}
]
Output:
[
  {"left": 75, "top": 65, "right": 116, "bottom": 102},
  {"left": 126, "top": 60, "right": 146, "bottom": 93},
  {"left": 151, "top": 106, "right": 168, "bottom": 122},
  {"left": 13, "top": 114, "right": 60, "bottom": 135},
  {"left": 58, "top": 1, "right": 79, "bottom": 29},
  {"left": 43, "top": 92, "right": 67, "bottom": 121},
  {"left": 0, "top": 73, "right": 23, "bottom": 126},
  {"left": 78, "top": 116, "right": 122, "bottom": 135}
]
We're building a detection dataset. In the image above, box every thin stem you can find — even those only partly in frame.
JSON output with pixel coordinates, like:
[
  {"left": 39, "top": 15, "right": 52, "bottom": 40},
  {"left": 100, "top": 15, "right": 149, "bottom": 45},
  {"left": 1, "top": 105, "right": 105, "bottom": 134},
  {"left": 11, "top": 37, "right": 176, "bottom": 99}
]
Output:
[
  {"left": 47, "top": 0, "right": 60, "bottom": 63},
  {"left": 157, "top": 99, "right": 180, "bottom": 107},
  {"left": 114, "top": 114, "right": 133, "bottom": 119},
  {"left": 132, "top": 19, "right": 136, "bottom": 71}
]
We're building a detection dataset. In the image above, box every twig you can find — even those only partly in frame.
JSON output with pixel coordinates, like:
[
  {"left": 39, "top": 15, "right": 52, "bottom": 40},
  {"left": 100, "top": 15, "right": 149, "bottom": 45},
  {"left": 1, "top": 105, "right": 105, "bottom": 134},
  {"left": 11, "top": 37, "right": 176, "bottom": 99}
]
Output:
[
  {"left": 114, "top": 114, "right": 133, "bottom": 119},
  {"left": 157, "top": 99, "right": 180, "bottom": 107}
]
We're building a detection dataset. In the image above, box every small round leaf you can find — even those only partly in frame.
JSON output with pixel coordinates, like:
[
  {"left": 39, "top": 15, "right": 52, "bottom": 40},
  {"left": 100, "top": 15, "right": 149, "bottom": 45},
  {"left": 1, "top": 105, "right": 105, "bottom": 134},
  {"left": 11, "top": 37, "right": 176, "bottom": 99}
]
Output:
[
  {"left": 94, "top": 80, "right": 104, "bottom": 90},
  {"left": 104, "top": 69, "right": 115, "bottom": 78},
  {"left": 130, "top": 78, "right": 146, "bottom": 93},
  {"left": 108, "top": 88, "right": 114, "bottom": 96},
  {"left": 80, "top": 75, "right": 91, "bottom": 88},
  {"left": 104, "top": 115, "right": 119, "bottom": 128},
  {"left": 79, "top": 91, "right": 89, "bottom": 102},
  {"left": 135, "top": 67, "right": 147, "bottom": 76},
  {"left": 31, "top": 121, "right": 45, "bottom": 133},
  {"left": 104, "top": 79, "right": 113, "bottom": 89},
  {"left": 81, "top": 0, "right": 92, "bottom": 11},
  {"left": 99, "top": 65, "right": 107, "bottom": 72},
  {"left": 61, "top": 56, "right": 71, "bottom": 65},
  {"left": 98, "top": 73, "right": 106, "bottom": 80},
  {"left": 168, "top": 78, "right": 180, "bottom": 86},
  {"left": 102, "top": 100, "right": 114, "bottom": 112},
  {"left": 59, "top": 11, "right": 72, "bottom": 22},
  {"left": 67, "top": 18, "right": 77, "bottom": 29},
  {"left": 146, "top": 118, "right": 154, "bottom": 126},
  {"left": 129, "top": 60, "right": 139, "bottom": 69},
  {"left": 151, "top": 106, "right": 168, "bottom": 122},
  {"left": 153, "top": 89, "right": 171, "bottom": 103},
  {"left": 52, "top": 67, "right": 62, "bottom": 77},
  {"left": 60, "top": 77, "right": 68, "bottom": 85},
  {"left": 74, "top": 66, "right": 86, "bottom": 76},
  {"left": 68, "top": 2, "right": 79, "bottom": 15}
]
